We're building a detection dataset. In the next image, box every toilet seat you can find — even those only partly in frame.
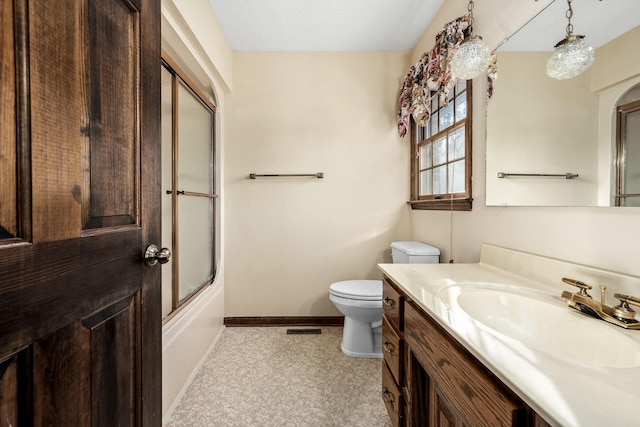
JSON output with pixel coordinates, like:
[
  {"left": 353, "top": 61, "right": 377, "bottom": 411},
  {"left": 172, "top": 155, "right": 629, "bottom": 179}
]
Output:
[{"left": 329, "top": 280, "right": 382, "bottom": 301}]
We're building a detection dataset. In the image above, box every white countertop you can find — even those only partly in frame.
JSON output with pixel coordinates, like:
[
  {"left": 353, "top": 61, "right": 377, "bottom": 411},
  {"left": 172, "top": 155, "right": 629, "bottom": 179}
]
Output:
[{"left": 378, "top": 244, "right": 640, "bottom": 427}]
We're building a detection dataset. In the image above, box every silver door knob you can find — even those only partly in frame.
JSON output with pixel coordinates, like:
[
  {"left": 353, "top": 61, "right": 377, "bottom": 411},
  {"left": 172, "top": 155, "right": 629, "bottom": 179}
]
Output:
[{"left": 144, "top": 244, "right": 172, "bottom": 266}]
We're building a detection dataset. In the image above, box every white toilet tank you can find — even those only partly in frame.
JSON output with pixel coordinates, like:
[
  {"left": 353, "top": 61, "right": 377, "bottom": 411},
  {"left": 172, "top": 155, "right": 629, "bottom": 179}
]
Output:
[{"left": 391, "top": 241, "right": 440, "bottom": 264}]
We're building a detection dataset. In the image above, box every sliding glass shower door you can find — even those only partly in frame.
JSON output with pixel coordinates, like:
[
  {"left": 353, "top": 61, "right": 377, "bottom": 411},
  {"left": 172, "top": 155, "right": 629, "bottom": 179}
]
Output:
[{"left": 161, "top": 59, "right": 217, "bottom": 318}]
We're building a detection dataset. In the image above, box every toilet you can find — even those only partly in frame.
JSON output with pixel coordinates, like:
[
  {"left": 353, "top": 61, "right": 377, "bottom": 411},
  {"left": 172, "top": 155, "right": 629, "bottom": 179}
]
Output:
[{"left": 329, "top": 241, "right": 440, "bottom": 358}]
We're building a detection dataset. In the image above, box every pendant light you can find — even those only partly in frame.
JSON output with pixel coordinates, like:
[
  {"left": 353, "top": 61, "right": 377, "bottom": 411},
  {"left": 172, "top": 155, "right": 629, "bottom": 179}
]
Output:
[
  {"left": 450, "top": 0, "right": 491, "bottom": 80},
  {"left": 546, "top": 0, "right": 594, "bottom": 80}
]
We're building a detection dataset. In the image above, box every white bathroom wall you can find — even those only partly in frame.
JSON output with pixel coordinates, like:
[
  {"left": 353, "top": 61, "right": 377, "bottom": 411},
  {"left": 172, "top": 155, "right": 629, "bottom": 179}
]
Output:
[
  {"left": 591, "top": 25, "right": 640, "bottom": 93},
  {"left": 485, "top": 52, "right": 599, "bottom": 206},
  {"left": 410, "top": 0, "right": 640, "bottom": 280},
  {"left": 223, "top": 52, "right": 412, "bottom": 317},
  {"left": 160, "top": 0, "right": 229, "bottom": 422},
  {"left": 163, "top": 0, "right": 233, "bottom": 92}
]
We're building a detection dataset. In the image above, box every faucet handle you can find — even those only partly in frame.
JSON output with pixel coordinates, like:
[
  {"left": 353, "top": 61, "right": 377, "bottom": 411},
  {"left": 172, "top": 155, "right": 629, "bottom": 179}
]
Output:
[
  {"left": 613, "top": 293, "right": 640, "bottom": 320},
  {"left": 561, "top": 277, "right": 592, "bottom": 297}
]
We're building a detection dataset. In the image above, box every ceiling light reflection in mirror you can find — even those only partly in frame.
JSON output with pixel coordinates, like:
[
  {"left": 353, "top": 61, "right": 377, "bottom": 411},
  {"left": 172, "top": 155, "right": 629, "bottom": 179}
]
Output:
[{"left": 485, "top": 0, "right": 640, "bottom": 207}]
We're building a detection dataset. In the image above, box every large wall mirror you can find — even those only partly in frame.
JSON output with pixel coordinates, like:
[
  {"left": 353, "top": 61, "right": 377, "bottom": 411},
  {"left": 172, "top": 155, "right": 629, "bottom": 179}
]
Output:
[{"left": 486, "top": 0, "right": 640, "bottom": 207}]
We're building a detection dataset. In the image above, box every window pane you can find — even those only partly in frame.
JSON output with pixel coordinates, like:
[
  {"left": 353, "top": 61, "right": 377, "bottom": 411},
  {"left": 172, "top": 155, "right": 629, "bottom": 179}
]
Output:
[
  {"left": 449, "top": 160, "right": 466, "bottom": 193},
  {"left": 429, "top": 110, "right": 439, "bottom": 136},
  {"left": 448, "top": 126, "right": 465, "bottom": 161},
  {"left": 455, "top": 94, "right": 467, "bottom": 121},
  {"left": 178, "top": 81, "right": 213, "bottom": 194},
  {"left": 420, "top": 144, "right": 432, "bottom": 169},
  {"left": 433, "top": 165, "right": 447, "bottom": 195},
  {"left": 420, "top": 170, "right": 432, "bottom": 196},
  {"left": 439, "top": 102, "right": 454, "bottom": 129},
  {"left": 430, "top": 96, "right": 438, "bottom": 116},
  {"left": 456, "top": 79, "right": 466, "bottom": 94},
  {"left": 178, "top": 196, "right": 214, "bottom": 302},
  {"left": 434, "top": 137, "right": 447, "bottom": 165}
]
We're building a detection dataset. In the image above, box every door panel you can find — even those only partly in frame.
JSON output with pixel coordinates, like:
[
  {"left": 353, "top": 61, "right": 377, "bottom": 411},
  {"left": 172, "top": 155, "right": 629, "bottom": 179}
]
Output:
[
  {"left": 85, "top": 297, "right": 136, "bottom": 427},
  {"left": 32, "top": 323, "right": 91, "bottom": 426},
  {"left": 0, "top": 0, "right": 17, "bottom": 240},
  {"left": 0, "top": 0, "right": 161, "bottom": 425},
  {"left": 0, "top": 355, "right": 19, "bottom": 425},
  {"left": 29, "top": 0, "right": 85, "bottom": 242},
  {"left": 86, "top": 0, "right": 139, "bottom": 229}
]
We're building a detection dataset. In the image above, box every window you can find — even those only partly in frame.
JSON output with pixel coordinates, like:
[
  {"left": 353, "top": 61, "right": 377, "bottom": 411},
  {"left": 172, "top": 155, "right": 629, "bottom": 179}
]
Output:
[
  {"left": 161, "top": 56, "right": 218, "bottom": 319},
  {"left": 410, "top": 80, "right": 472, "bottom": 211}
]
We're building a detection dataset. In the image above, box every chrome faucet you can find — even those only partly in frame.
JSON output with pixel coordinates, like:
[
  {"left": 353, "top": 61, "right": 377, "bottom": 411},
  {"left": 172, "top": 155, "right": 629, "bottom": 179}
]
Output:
[{"left": 560, "top": 277, "right": 640, "bottom": 330}]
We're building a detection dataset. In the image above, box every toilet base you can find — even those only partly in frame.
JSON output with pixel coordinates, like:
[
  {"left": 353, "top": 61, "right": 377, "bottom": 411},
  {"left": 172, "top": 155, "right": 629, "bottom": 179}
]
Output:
[
  {"left": 339, "top": 317, "right": 383, "bottom": 359},
  {"left": 340, "top": 342, "right": 383, "bottom": 359}
]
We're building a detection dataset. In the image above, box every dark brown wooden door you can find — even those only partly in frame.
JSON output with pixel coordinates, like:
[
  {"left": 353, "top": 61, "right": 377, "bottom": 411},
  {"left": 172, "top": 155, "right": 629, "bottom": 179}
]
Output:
[{"left": 0, "top": 0, "right": 161, "bottom": 425}]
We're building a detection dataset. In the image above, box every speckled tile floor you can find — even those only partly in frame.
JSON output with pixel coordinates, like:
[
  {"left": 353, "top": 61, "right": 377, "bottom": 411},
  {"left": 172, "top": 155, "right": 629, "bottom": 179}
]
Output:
[{"left": 166, "top": 327, "right": 392, "bottom": 427}]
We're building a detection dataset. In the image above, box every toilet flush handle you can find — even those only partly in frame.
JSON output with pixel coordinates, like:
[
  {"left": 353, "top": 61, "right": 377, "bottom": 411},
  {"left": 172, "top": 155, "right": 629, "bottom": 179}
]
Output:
[{"left": 383, "top": 296, "right": 396, "bottom": 309}]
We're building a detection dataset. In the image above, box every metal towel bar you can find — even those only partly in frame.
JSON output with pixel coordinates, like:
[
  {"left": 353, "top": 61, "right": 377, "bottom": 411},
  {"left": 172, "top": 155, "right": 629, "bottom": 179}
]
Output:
[
  {"left": 497, "top": 172, "right": 578, "bottom": 179},
  {"left": 249, "top": 173, "right": 324, "bottom": 179}
]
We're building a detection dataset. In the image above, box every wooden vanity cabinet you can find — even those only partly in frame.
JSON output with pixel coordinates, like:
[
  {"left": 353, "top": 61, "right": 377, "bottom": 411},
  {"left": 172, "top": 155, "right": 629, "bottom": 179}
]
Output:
[
  {"left": 381, "top": 276, "right": 552, "bottom": 427},
  {"left": 405, "top": 301, "right": 529, "bottom": 426},
  {"left": 381, "top": 278, "right": 406, "bottom": 427}
]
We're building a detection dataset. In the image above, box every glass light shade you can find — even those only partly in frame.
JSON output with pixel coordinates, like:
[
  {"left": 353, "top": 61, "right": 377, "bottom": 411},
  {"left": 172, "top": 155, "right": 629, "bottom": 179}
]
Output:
[
  {"left": 546, "top": 35, "right": 594, "bottom": 80},
  {"left": 450, "top": 35, "right": 491, "bottom": 80}
]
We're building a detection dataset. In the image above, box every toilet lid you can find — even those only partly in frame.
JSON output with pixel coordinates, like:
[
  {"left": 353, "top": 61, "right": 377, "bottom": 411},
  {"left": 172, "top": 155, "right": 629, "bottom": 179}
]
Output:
[{"left": 329, "top": 280, "right": 382, "bottom": 301}]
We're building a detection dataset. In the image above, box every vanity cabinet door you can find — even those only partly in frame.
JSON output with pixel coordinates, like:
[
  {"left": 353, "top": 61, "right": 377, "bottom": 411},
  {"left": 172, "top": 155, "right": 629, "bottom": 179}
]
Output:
[
  {"left": 405, "top": 302, "right": 528, "bottom": 427},
  {"left": 429, "top": 381, "right": 464, "bottom": 427}
]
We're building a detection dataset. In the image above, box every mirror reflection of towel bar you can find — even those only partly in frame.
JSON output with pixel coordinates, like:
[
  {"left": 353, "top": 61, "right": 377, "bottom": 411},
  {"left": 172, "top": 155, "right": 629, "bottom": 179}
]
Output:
[
  {"left": 497, "top": 172, "right": 578, "bottom": 179},
  {"left": 249, "top": 172, "right": 324, "bottom": 179}
]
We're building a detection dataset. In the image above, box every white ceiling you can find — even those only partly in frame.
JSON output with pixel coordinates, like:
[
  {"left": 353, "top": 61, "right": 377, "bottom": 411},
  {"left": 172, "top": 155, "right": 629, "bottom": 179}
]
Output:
[
  {"left": 207, "top": 0, "right": 639, "bottom": 52},
  {"left": 501, "top": 0, "right": 640, "bottom": 51},
  {"left": 207, "top": 0, "right": 445, "bottom": 51}
]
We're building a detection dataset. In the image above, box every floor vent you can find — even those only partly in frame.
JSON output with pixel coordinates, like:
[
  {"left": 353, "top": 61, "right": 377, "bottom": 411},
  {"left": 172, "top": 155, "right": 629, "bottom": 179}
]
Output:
[{"left": 286, "top": 328, "right": 322, "bottom": 335}]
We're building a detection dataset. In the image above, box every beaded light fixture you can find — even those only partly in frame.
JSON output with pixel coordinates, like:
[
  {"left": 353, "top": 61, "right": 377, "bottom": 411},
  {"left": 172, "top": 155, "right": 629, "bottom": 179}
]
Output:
[
  {"left": 450, "top": 0, "right": 491, "bottom": 80},
  {"left": 546, "top": 0, "right": 594, "bottom": 80}
]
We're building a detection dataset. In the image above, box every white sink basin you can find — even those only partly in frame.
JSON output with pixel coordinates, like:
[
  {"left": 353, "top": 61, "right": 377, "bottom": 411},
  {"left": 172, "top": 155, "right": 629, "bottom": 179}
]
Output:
[{"left": 438, "top": 284, "right": 640, "bottom": 368}]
